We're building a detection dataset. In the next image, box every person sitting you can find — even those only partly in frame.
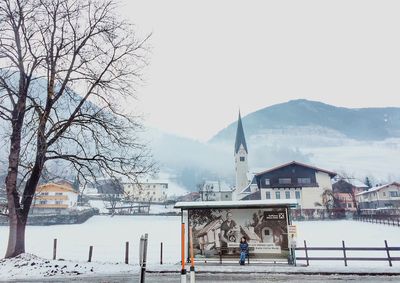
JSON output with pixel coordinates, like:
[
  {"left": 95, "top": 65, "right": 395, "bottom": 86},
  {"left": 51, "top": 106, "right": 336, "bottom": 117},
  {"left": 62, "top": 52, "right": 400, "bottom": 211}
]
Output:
[{"left": 239, "top": 237, "right": 249, "bottom": 265}]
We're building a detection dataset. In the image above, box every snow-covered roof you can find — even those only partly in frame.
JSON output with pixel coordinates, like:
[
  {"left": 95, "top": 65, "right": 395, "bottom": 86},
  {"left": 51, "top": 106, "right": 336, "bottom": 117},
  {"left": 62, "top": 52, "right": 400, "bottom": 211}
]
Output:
[
  {"left": 255, "top": 161, "right": 337, "bottom": 178},
  {"left": 356, "top": 182, "right": 400, "bottom": 196},
  {"left": 174, "top": 199, "right": 298, "bottom": 209},
  {"left": 333, "top": 178, "right": 368, "bottom": 188}
]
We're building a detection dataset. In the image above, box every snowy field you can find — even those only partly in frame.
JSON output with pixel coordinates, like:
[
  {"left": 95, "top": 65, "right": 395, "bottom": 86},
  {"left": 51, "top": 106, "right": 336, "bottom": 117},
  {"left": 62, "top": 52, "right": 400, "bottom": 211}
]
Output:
[
  {"left": 294, "top": 220, "right": 400, "bottom": 267},
  {"left": 0, "top": 217, "right": 399, "bottom": 268}
]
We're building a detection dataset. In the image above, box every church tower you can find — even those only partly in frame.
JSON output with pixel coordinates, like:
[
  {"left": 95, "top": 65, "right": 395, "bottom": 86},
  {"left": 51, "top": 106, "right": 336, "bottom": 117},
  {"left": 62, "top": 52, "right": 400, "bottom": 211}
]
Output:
[{"left": 234, "top": 111, "right": 249, "bottom": 192}]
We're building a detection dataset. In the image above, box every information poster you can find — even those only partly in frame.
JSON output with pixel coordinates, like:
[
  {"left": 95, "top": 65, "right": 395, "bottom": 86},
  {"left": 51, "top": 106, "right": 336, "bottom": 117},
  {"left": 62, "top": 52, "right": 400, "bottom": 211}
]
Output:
[{"left": 188, "top": 208, "right": 289, "bottom": 259}]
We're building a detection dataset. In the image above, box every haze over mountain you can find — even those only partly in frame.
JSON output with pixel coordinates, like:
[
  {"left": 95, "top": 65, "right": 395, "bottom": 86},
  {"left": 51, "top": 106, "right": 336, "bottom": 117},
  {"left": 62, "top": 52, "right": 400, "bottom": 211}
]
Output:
[
  {"left": 149, "top": 100, "right": 400, "bottom": 191},
  {"left": 211, "top": 99, "right": 400, "bottom": 143},
  {"left": 2, "top": 98, "right": 400, "bottom": 193}
]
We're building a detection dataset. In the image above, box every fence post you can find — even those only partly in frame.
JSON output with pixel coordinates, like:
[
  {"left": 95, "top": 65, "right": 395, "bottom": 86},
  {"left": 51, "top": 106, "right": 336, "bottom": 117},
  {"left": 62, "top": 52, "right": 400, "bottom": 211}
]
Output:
[
  {"left": 140, "top": 233, "right": 148, "bottom": 283},
  {"left": 160, "top": 242, "right": 163, "bottom": 265},
  {"left": 88, "top": 246, "right": 93, "bottom": 262},
  {"left": 304, "top": 240, "right": 309, "bottom": 266},
  {"left": 384, "top": 240, "right": 392, "bottom": 267},
  {"left": 342, "top": 241, "right": 347, "bottom": 267},
  {"left": 125, "top": 241, "right": 129, "bottom": 264},
  {"left": 53, "top": 239, "right": 57, "bottom": 260}
]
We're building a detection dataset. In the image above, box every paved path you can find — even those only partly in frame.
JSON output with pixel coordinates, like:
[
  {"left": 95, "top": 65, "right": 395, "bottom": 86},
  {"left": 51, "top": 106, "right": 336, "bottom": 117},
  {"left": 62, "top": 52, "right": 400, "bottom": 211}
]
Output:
[{"left": 4, "top": 273, "right": 400, "bottom": 283}]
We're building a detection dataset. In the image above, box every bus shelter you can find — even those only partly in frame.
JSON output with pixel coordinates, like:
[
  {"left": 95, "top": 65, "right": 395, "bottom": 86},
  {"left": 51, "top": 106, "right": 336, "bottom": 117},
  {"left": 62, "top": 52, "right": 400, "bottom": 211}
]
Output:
[{"left": 174, "top": 199, "right": 298, "bottom": 267}]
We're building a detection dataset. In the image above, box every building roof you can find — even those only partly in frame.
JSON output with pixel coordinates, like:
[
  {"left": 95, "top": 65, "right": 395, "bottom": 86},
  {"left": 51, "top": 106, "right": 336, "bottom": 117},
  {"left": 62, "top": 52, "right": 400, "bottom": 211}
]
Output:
[
  {"left": 332, "top": 178, "right": 368, "bottom": 188},
  {"left": 241, "top": 191, "right": 262, "bottom": 201},
  {"left": 356, "top": 182, "right": 400, "bottom": 196},
  {"left": 254, "top": 161, "right": 337, "bottom": 178},
  {"left": 37, "top": 183, "right": 77, "bottom": 194},
  {"left": 174, "top": 199, "right": 298, "bottom": 209},
  {"left": 234, "top": 111, "right": 248, "bottom": 154},
  {"left": 200, "top": 181, "right": 233, "bottom": 193}
]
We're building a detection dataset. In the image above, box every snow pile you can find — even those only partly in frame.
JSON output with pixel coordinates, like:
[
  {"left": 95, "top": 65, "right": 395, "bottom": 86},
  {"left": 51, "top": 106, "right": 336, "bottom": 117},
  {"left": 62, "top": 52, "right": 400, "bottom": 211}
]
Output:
[{"left": 0, "top": 253, "right": 138, "bottom": 280}]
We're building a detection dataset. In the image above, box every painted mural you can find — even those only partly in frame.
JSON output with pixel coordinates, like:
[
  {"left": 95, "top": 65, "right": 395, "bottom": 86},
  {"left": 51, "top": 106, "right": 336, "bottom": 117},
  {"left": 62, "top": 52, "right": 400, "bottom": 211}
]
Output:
[{"left": 188, "top": 208, "right": 289, "bottom": 259}]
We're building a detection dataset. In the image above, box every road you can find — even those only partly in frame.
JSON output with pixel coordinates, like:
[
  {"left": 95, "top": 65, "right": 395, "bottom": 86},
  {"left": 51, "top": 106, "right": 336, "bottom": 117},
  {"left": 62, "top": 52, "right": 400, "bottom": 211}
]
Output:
[{"left": 3, "top": 273, "right": 400, "bottom": 283}]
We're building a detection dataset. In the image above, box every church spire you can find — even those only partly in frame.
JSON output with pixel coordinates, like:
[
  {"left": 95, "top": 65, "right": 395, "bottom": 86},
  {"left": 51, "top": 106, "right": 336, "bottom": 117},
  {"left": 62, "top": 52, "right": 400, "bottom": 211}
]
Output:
[{"left": 234, "top": 111, "right": 248, "bottom": 154}]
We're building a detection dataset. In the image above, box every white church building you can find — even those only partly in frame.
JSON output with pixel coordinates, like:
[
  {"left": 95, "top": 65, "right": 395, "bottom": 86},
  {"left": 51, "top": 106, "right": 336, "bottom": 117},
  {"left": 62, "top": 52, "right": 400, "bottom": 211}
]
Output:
[{"left": 232, "top": 112, "right": 337, "bottom": 211}]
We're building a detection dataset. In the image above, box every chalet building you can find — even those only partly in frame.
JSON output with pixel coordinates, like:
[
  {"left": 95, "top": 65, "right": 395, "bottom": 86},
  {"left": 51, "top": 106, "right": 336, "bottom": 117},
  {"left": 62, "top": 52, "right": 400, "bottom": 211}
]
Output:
[
  {"left": 123, "top": 180, "right": 168, "bottom": 203},
  {"left": 231, "top": 111, "right": 337, "bottom": 214},
  {"left": 238, "top": 161, "right": 336, "bottom": 211},
  {"left": 32, "top": 183, "right": 78, "bottom": 214},
  {"left": 356, "top": 182, "right": 400, "bottom": 210},
  {"left": 332, "top": 178, "right": 368, "bottom": 212},
  {"left": 199, "top": 181, "right": 233, "bottom": 201}
]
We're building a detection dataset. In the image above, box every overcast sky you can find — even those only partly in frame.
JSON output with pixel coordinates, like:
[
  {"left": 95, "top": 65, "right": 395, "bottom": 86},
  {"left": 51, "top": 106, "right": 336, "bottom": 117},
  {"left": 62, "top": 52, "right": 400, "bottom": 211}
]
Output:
[{"left": 118, "top": 0, "right": 400, "bottom": 141}]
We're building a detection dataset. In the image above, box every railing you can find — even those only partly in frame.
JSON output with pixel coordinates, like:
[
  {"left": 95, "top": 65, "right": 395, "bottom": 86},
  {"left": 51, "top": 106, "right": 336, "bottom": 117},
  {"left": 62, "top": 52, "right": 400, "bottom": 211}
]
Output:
[
  {"left": 295, "top": 240, "right": 400, "bottom": 267},
  {"left": 354, "top": 215, "right": 400, "bottom": 227}
]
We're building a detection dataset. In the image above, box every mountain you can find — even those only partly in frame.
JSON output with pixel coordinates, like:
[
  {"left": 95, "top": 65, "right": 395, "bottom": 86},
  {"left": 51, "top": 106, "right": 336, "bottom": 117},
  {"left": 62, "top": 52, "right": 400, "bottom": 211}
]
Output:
[{"left": 211, "top": 99, "right": 400, "bottom": 142}]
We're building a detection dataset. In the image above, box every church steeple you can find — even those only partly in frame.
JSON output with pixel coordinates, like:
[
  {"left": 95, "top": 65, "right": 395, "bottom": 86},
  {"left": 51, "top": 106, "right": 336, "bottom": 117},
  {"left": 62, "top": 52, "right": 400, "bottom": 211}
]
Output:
[
  {"left": 234, "top": 111, "right": 249, "bottom": 194},
  {"left": 234, "top": 111, "right": 248, "bottom": 154}
]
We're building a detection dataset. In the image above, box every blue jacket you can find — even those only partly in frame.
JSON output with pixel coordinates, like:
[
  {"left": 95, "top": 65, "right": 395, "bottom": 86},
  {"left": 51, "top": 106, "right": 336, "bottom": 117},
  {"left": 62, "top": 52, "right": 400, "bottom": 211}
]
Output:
[{"left": 240, "top": 242, "right": 249, "bottom": 253}]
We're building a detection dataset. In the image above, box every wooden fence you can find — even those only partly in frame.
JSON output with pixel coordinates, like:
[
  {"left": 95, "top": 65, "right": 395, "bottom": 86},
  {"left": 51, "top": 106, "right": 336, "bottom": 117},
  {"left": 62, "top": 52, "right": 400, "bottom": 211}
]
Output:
[
  {"left": 295, "top": 240, "right": 400, "bottom": 266},
  {"left": 354, "top": 215, "right": 400, "bottom": 227}
]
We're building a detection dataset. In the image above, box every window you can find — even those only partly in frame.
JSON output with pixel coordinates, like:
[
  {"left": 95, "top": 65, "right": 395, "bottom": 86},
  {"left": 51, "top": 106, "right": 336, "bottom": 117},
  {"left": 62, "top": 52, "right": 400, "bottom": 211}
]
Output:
[
  {"left": 265, "top": 179, "right": 270, "bottom": 185},
  {"left": 55, "top": 192, "right": 63, "bottom": 196},
  {"left": 285, "top": 191, "right": 290, "bottom": 199},
  {"left": 390, "top": 191, "right": 399, "bottom": 197},
  {"left": 265, "top": 192, "right": 271, "bottom": 199},
  {"left": 295, "top": 191, "right": 301, "bottom": 199},
  {"left": 275, "top": 191, "right": 281, "bottom": 199},
  {"left": 383, "top": 192, "right": 386, "bottom": 197},
  {"left": 347, "top": 203, "right": 352, "bottom": 208},
  {"left": 264, "top": 229, "right": 270, "bottom": 236},
  {"left": 42, "top": 192, "right": 49, "bottom": 196},
  {"left": 240, "top": 157, "right": 245, "bottom": 162},
  {"left": 298, "top": 178, "right": 311, "bottom": 184},
  {"left": 39, "top": 200, "right": 47, "bottom": 204},
  {"left": 55, "top": 201, "right": 63, "bottom": 205},
  {"left": 278, "top": 178, "right": 291, "bottom": 185}
]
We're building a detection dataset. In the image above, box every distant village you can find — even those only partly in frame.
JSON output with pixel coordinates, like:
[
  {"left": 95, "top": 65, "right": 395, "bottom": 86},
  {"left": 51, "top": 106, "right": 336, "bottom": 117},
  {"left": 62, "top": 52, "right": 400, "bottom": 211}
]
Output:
[
  {"left": 1, "top": 112, "right": 399, "bottom": 224},
  {"left": 180, "top": 113, "right": 400, "bottom": 220}
]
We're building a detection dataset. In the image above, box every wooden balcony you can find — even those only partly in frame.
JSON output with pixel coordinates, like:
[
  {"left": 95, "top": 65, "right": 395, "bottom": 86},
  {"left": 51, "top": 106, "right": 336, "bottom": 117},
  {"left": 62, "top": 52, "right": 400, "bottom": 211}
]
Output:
[
  {"left": 33, "top": 204, "right": 68, "bottom": 209},
  {"left": 35, "top": 195, "right": 68, "bottom": 200}
]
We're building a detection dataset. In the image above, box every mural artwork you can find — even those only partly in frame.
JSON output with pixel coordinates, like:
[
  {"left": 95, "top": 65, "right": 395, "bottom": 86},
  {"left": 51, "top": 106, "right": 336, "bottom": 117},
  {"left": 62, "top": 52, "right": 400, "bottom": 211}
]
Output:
[{"left": 188, "top": 208, "right": 289, "bottom": 259}]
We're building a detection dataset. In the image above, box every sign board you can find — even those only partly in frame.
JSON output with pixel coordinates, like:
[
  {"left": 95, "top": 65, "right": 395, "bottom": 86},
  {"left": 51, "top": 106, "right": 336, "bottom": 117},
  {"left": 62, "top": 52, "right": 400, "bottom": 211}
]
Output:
[
  {"left": 288, "top": 225, "right": 297, "bottom": 238},
  {"left": 263, "top": 211, "right": 286, "bottom": 221},
  {"left": 188, "top": 208, "right": 289, "bottom": 260},
  {"left": 228, "top": 242, "right": 281, "bottom": 254},
  {"left": 288, "top": 225, "right": 297, "bottom": 248}
]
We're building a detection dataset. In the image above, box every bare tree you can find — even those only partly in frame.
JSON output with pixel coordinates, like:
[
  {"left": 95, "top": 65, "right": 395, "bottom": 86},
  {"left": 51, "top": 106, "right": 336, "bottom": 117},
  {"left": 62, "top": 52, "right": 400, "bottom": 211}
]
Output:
[
  {"left": 315, "top": 188, "right": 336, "bottom": 218},
  {"left": 0, "top": 0, "right": 154, "bottom": 257}
]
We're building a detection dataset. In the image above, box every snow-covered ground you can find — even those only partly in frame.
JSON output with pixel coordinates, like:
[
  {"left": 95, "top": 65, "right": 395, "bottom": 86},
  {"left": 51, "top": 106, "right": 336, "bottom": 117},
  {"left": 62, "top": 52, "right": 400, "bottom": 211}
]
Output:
[
  {"left": 0, "top": 253, "right": 137, "bottom": 280},
  {"left": 294, "top": 220, "right": 400, "bottom": 267},
  {"left": 0, "top": 217, "right": 399, "bottom": 279}
]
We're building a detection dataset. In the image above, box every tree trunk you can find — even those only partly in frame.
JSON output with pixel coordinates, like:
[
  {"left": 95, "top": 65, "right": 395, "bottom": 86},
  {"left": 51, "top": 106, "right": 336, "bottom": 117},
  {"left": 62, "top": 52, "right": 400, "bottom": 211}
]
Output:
[{"left": 6, "top": 212, "right": 27, "bottom": 258}]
